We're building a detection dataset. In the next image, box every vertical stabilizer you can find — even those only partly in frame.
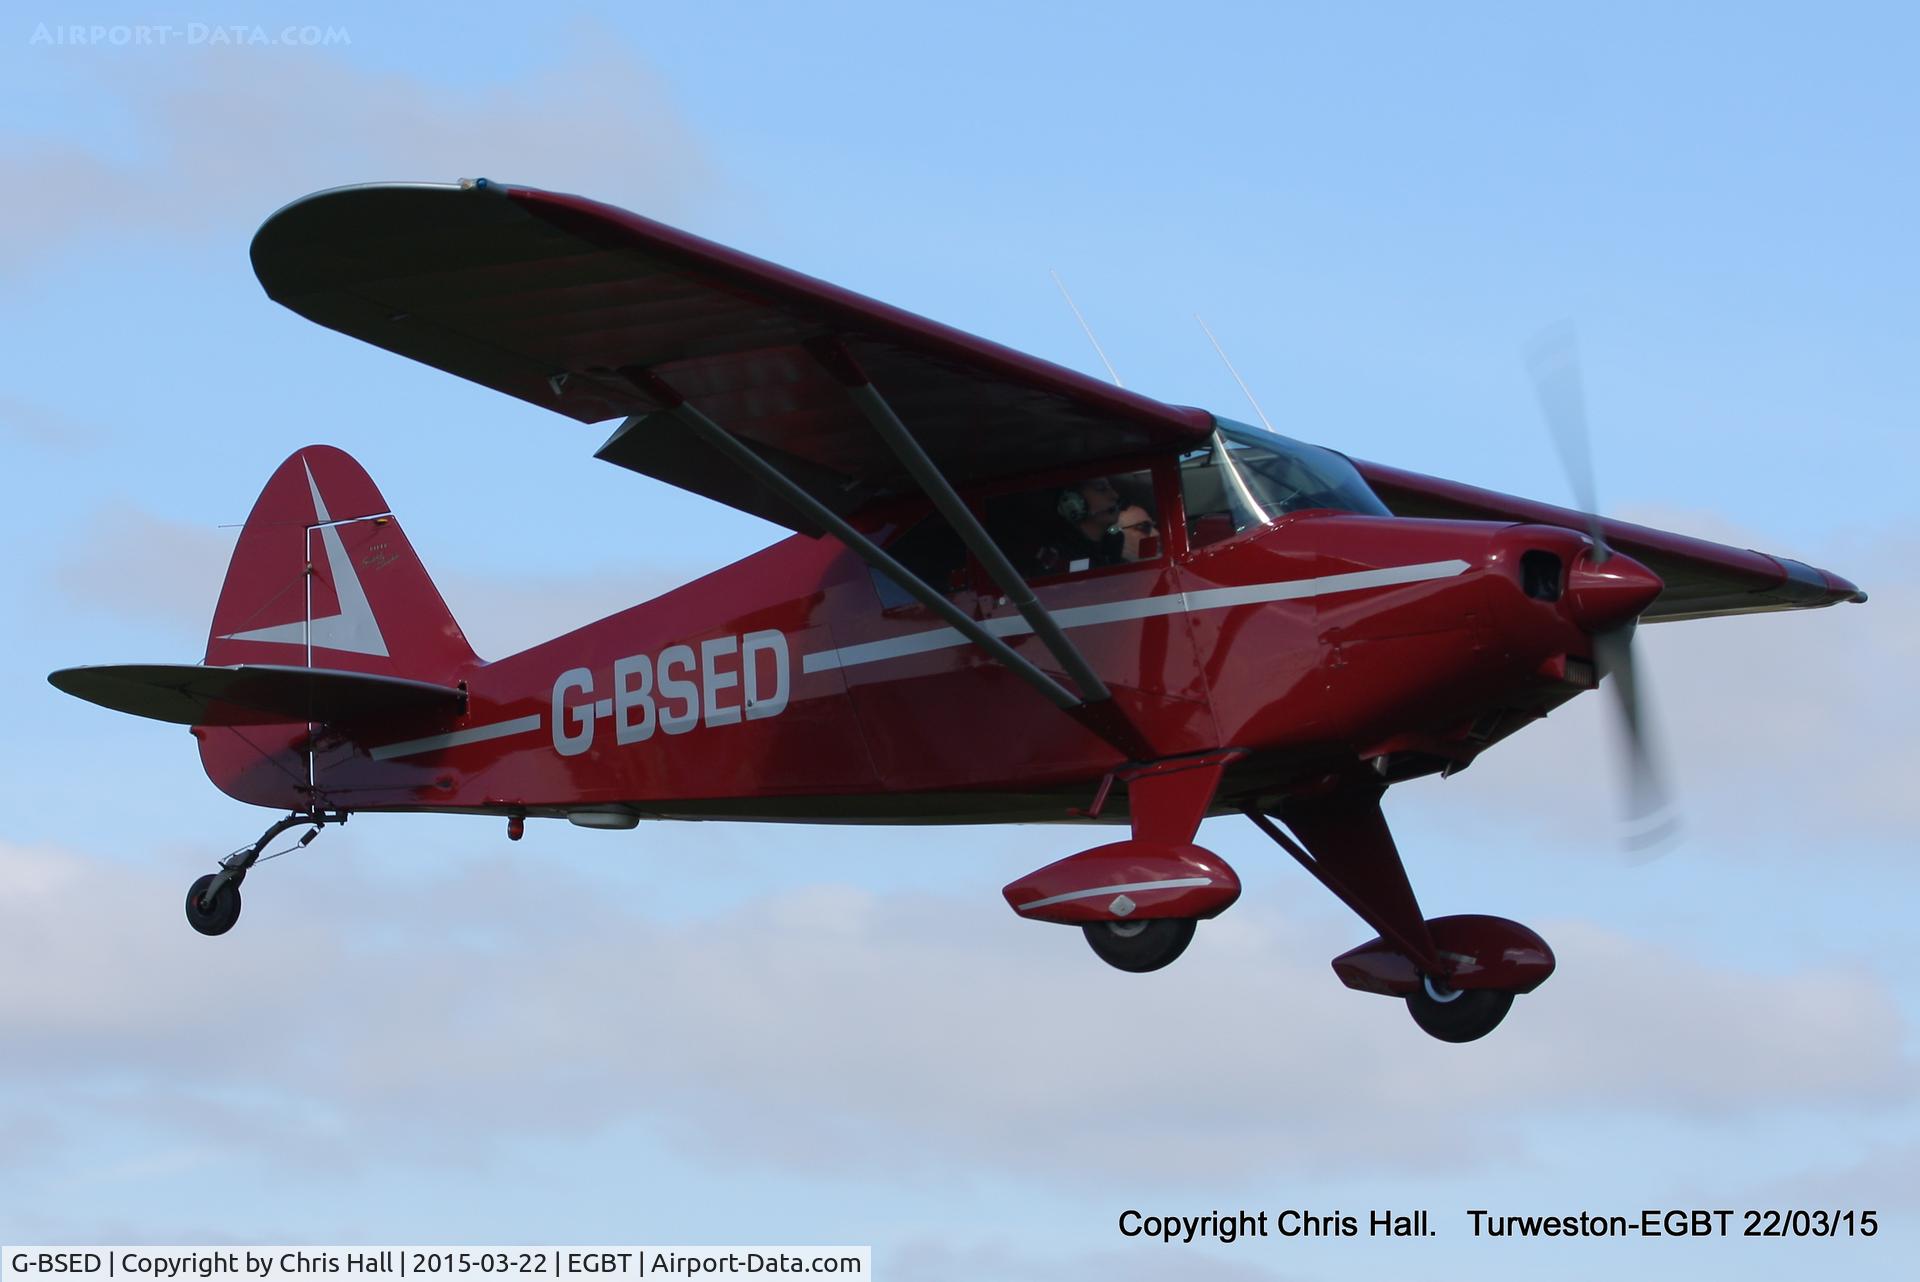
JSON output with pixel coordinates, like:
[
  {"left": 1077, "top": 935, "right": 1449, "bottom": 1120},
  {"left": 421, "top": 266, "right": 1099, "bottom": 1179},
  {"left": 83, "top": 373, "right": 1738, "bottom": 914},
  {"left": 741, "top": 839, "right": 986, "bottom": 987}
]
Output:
[{"left": 205, "top": 444, "right": 478, "bottom": 681}]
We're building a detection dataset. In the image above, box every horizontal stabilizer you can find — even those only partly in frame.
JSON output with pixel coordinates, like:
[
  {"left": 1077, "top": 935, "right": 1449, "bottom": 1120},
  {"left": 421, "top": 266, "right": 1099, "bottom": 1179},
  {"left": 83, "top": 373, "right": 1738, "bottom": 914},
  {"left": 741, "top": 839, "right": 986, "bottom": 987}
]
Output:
[{"left": 49, "top": 663, "right": 467, "bottom": 727}]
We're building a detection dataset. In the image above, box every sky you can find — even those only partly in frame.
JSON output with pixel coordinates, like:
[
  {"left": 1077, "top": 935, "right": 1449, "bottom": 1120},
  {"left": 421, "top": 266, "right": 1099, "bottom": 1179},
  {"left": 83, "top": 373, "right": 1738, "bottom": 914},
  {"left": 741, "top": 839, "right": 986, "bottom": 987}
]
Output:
[{"left": 2, "top": 3, "right": 1915, "bottom": 1278}]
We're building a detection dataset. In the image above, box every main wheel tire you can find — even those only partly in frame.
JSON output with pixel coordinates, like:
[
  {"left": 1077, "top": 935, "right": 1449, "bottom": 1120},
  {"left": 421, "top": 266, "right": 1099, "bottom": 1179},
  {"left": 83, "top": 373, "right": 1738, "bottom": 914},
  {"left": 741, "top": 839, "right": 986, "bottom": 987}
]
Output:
[
  {"left": 185, "top": 873, "right": 243, "bottom": 937},
  {"left": 1405, "top": 977, "right": 1514, "bottom": 1043},
  {"left": 1081, "top": 917, "right": 1196, "bottom": 973}
]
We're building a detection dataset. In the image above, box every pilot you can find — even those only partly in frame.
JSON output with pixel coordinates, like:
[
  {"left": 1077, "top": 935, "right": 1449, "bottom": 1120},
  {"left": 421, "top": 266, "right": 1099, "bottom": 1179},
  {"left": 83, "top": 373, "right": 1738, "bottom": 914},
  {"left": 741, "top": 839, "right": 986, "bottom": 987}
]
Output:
[{"left": 1051, "top": 477, "right": 1158, "bottom": 568}]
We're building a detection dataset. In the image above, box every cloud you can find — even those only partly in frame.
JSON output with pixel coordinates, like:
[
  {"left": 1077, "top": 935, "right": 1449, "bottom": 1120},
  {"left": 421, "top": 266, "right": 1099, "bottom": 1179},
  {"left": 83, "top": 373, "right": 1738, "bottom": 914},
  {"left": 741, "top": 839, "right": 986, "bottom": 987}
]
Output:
[
  {"left": 0, "top": 393, "right": 107, "bottom": 451},
  {"left": 0, "top": 148, "right": 128, "bottom": 275},
  {"left": 437, "top": 565, "right": 696, "bottom": 660},
  {"left": 0, "top": 838, "right": 1909, "bottom": 1195},
  {"left": 53, "top": 508, "right": 233, "bottom": 635},
  {"left": 2, "top": 25, "right": 719, "bottom": 274},
  {"left": 1744, "top": 1138, "right": 1920, "bottom": 1213},
  {"left": 0, "top": 1113, "right": 63, "bottom": 1174}
]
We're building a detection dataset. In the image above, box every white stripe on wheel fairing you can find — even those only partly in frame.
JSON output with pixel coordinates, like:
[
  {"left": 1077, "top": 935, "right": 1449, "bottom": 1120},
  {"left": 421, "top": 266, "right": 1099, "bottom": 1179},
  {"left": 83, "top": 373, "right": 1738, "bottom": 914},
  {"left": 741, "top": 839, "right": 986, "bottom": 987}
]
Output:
[{"left": 1016, "top": 876, "right": 1216, "bottom": 913}]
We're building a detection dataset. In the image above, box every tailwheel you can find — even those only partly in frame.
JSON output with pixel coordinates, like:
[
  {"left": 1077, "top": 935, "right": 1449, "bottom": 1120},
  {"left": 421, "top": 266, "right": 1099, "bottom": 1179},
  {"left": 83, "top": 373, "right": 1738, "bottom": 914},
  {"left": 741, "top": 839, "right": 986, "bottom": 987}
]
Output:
[
  {"left": 182, "top": 810, "right": 348, "bottom": 938},
  {"left": 1405, "top": 976, "right": 1514, "bottom": 1043},
  {"left": 1082, "top": 917, "right": 1196, "bottom": 973},
  {"left": 185, "top": 873, "right": 243, "bottom": 937}
]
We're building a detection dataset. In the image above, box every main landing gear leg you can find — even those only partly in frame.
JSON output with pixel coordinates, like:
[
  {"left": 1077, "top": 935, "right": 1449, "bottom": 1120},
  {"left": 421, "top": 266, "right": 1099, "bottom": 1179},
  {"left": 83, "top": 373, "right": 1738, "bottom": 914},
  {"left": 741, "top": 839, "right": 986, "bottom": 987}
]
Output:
[
  {"left": 1080, "top": 756, "right": 1236, "bottom": 972},
  {"left": 185, "top": 810, "right": 348, "bottom": 937},
  {"left": 1244, "top": 789, "right": 1553, "bottom": 1043},
  {"left": 1004, "top": 751, "right": 1247, "bottom": 974},
  {"left": 1246, "top": 789, "right": 1441, "bottom": 973}
]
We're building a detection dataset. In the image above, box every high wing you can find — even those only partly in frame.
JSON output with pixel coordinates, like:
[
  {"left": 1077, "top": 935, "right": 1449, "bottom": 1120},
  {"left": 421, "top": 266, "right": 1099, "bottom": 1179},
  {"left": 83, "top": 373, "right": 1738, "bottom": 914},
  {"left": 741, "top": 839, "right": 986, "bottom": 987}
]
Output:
[
  {"left": 250, "top": 180, "right": 1214, "bottom": 533},
  {"left": 251, "top": 179, "right": 1862, "bottom": 626},
  {"left": 1354, "top": 459, "right": 1866, "bottom": 621}
]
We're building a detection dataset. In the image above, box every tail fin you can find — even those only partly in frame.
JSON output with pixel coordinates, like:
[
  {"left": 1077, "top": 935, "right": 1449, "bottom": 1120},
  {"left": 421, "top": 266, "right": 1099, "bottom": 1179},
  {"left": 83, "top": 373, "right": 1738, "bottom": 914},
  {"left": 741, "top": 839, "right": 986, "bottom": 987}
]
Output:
[{"left": 206, "top": 445, "right": 478, "bottom": 681}]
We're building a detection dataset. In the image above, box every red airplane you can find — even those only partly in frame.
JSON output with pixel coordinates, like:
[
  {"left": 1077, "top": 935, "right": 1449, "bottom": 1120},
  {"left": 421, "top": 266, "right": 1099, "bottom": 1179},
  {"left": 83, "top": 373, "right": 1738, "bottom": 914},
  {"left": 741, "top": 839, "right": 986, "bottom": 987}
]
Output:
[{"left": 50, "top": 180, "right": 1867, "bottom": 1042}]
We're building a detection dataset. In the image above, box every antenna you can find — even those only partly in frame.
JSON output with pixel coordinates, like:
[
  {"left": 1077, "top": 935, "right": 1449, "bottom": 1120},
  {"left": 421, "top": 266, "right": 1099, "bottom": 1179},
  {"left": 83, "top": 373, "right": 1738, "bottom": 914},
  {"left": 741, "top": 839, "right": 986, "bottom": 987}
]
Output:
[
  {"left": 1196, "top": 314, "right": 1276, "bottom": 433},
  {"left": 1051, "top": 270, "right": 1124, "bottom": 388}
]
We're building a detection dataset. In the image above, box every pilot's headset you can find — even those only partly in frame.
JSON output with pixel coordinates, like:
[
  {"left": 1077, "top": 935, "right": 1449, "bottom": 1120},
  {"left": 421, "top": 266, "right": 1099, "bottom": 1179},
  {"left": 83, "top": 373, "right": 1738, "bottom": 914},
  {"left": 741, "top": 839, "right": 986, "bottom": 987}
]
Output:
[{"left": 1057, "top": 478, "right": 1115, "bottom": 524}]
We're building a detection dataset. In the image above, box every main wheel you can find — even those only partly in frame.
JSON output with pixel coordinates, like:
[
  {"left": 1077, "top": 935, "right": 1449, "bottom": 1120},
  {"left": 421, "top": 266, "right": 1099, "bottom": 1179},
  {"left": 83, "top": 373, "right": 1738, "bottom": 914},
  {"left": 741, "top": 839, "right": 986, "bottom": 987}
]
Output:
[
  {"left": 1082, "top": 917, "right": 1196, "bottom": 973},
  {"left": 1405, "top": 976, "right": 1513, "bottom": 1043},
  {"left": 185, "top": 873, "right": 243, "bottom": 937}
]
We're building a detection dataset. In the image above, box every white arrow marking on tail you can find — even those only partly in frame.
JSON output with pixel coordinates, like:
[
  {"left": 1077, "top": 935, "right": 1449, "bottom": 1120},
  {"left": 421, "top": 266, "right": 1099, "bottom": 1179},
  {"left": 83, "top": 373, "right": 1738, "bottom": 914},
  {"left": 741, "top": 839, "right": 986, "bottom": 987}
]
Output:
[{"left": 220, "top": 459, "right": 391, "bottom": 658}]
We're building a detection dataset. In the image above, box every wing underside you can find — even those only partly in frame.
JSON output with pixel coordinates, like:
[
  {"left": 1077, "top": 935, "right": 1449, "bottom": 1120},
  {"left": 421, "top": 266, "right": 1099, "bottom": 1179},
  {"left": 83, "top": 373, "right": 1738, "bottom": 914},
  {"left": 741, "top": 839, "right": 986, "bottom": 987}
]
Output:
[{"left": 250, "top": 181, "right": 1214, "bottom": 532}]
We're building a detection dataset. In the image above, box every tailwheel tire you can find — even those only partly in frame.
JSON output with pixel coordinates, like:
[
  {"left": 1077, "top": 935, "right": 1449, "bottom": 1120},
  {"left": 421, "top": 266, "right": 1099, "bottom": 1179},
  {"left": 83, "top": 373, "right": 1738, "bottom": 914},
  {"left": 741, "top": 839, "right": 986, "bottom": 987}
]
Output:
[
  {"left": 1405, "top": 976, "right": 1514, "bottom": 1043},
  {"left": 185, "top": 873, "right": 243, "bottom": 937},
  {"left": 1082, "top": 917, "right": 1196, "bottom": 973}
]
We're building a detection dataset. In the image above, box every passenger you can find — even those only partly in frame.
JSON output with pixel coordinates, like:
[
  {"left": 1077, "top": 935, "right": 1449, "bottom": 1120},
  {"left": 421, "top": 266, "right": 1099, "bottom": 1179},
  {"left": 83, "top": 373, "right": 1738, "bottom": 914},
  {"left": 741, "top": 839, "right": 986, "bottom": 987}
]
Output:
[{"left": 1110, "top": 503, "right": 1158, "bottom": 562}]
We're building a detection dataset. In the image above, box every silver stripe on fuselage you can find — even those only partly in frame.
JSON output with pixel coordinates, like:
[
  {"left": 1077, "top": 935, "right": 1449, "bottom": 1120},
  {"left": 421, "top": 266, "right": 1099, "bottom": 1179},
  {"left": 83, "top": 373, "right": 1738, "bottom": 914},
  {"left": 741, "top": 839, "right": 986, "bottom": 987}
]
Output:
[
  {"left": 802, "top": 558, "right": 1471, "bottom": 675},
  {"left": 369, "top": 559, "right": 1471, "bottom": 761},
  {"left": 1017, "top": 876, "right": 1216, "bottom": 913},
  {"left": 369, "top": 714, "right": 544, "bottom": 761}
]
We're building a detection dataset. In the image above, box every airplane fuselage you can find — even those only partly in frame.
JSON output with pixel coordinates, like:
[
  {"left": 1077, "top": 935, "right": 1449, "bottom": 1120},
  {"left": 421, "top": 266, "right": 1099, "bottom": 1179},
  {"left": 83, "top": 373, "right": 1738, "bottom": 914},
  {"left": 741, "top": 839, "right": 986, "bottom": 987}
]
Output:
[{"left": 196, "top": 498, "right": 1620, "bottom": 826}]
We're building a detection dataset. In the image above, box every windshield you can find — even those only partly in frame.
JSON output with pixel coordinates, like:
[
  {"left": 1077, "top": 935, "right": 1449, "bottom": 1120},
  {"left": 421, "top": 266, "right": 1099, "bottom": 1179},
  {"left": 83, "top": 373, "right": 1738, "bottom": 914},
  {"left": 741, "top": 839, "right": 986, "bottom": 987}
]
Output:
[{"left": 1180, "top": 418, "right": 1388, "bottom": 546}]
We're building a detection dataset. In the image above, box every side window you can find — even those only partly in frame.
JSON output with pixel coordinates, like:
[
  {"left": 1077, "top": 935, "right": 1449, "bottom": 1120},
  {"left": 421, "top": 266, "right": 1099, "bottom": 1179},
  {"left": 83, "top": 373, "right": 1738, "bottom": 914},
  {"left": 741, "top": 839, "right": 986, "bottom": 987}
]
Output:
[
  {"left": 983, "top": 469, "right": 1160, "bottom": 581},
  {"left": 871, "top": 513, "right": 967, "bottom": 610}
]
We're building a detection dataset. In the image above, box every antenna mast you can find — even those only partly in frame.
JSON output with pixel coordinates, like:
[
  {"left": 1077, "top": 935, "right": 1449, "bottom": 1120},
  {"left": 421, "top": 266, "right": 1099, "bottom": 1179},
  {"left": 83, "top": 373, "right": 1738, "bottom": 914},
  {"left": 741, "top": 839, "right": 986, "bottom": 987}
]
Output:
[
  {"left": 1051, "top": 270, "right": 1125, "bottom": 388},
  {"left": 1196, "top": 314, "right": 1276, "bottom": 433}
]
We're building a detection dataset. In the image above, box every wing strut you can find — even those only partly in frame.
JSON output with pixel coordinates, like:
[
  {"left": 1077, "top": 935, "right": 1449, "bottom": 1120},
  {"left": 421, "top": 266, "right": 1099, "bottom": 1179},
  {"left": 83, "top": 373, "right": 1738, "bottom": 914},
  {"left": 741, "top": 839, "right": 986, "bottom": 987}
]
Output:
[
  {"left": 616, "top": 365, "right": 1152, "bottom": 761},
  {"left": 808, "top": 338, "right": 1115, "bottom": 706},
  {"left": 617, "top": 372, "right": 1074, "bottom": 713}
]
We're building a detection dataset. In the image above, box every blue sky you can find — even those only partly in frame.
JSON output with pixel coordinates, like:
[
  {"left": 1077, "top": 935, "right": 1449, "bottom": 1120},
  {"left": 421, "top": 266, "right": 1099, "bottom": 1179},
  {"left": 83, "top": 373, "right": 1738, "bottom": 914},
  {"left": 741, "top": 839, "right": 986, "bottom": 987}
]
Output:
[{"left": 2, "top": 4, "right": 1914, "bottom": 1279}]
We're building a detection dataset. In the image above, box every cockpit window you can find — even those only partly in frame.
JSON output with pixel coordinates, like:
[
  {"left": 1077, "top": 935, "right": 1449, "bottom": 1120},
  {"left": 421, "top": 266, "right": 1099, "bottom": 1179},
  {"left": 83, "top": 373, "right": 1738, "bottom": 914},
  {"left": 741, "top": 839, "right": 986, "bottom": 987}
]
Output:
[
  {"left": 871, "top": 512, "right": 966, "bottom": 610},
  {"left": 984, "top": 469, "right": 1161, "bottom": 580},
  {"left": 1180, "top": 418, "right": 1388, "bottom": 548}
]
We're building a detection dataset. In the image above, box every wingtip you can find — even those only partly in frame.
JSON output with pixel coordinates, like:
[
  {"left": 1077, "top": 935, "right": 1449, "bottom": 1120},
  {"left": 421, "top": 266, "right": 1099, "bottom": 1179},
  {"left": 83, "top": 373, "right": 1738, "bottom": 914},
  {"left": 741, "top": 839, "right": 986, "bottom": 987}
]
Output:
[{"left": 1817, "top": 566, "right": 1868, "bottom": 606}]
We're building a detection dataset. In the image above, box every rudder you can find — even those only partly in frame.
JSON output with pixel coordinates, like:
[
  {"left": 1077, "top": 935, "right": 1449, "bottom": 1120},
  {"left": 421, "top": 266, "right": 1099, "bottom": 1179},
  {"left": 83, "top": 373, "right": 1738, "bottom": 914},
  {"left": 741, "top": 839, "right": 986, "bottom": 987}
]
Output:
[{"left": 205, "top": 445, "right": 479, "bottom": 682}]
